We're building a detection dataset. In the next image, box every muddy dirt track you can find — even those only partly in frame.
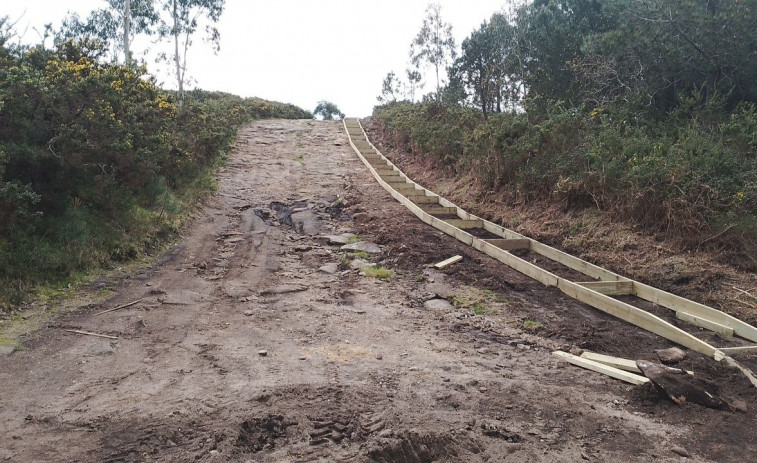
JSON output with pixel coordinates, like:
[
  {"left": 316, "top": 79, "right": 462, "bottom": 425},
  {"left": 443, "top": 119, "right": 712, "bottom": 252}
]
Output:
[{"left": 1, "top": 119, "right": 756, "bottom": 462}]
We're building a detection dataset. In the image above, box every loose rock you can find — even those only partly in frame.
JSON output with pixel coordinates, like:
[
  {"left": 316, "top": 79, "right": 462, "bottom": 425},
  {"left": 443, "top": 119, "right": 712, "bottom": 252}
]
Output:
[
  {"left": 341, "top": 241, "right": 382, "bottom": 254},
  {"left": 0, "top": 345, "right": 16, "bottom": 355},
  {"left": 258, "top": 350, "right": 268, "bottom": 357},
  {"left": 318, "top": 263, "right": 338, "bottom": 274},
  {"left": 423, "top": 299, "right": 454, "bottom": 311},
  {"left": 656, "top": 347, "right": 686, "bottom": 364}
]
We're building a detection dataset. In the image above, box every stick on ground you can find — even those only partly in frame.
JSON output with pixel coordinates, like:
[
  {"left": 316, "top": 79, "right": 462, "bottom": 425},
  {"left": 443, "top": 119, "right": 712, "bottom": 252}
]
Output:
[
  {"left": 64, "top": 329, "right": 119, "bottom": 340},
  {"left": 93, "top": 299, "right": 142, "bottom": 316}
]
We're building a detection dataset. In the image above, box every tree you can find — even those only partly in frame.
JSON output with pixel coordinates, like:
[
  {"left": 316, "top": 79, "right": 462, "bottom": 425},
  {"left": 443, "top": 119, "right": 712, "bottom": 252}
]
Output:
[
  {"left": 405, "top": 69, "right": 423, "bottom": 102},
  {"left": 58, "top": 0, "right": 159, "bottom": 65},
  {"left": 157, "top": 0, "right": 225, "bottom": 109},
  {"left": 377, "top": 71, "right": 402, "bottom": 104},
  {"left": 410, "top": 3, "right": 456, "bottom": 102},
  {"left": 313, "top": 101, "right": 345, "bottom": 120}
]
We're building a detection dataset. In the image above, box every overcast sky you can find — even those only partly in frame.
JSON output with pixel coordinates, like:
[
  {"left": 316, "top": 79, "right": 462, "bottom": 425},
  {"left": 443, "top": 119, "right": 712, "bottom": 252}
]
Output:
[{"left": 5, "top": 1, "right": 511, "bottom": 116}]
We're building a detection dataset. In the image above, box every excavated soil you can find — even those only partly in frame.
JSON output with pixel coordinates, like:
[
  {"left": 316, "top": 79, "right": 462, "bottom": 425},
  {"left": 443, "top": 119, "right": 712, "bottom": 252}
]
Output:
[{"left": 1, "top": 119, "right": 756, "bottom": 462}]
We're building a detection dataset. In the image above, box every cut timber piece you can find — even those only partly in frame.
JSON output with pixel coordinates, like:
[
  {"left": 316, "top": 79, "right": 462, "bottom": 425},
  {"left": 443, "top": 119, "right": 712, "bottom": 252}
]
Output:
[
  {"left": 444, "top": 219, "right": 483, "bottom": 229},
  {"left": 409, "top": 195, "right": 439, "bottom": 205},
  {"left": 380, "top": 177, "right": 405, "bottom": 184},
  {"left": 422, "top": 206, "right": 458, "bottom": 216},
  {"left": 558, "top": 279, "right": 724, "bottom": 360},
  {"left": 485, "top": 239, "right": 530, "bottom": 251},
  {"left": 434, "top": 255, "right": 462, "bottom": 269},
  {"left": 676, "top": 311, "right": 734, "bottom": 338},
  {"left": 402, "top": 189, "right": 430, "bottom": 197},
  {"left": 553, "top": 351, "right": 650, "bottom": 385},
  {"left": 719, "top": 346, "right": 757, "bottom": 356},
  {"left": 529, "top": 240, "right": 626, "bottom": 282},
  {"left": 581, "top": 351, "right": 694, "bottom": 375},
  {"left": 576, "top": 281, "right": 634, "bottom": 296},
  {"left": 580, "top": 352, "right": 642, "bottom": 374},
  {"left": 633, "top": 282, "right": 757, "bottom": 343},
  {"left": 391, "top": 183, "right": 418, "bottom": 191}
]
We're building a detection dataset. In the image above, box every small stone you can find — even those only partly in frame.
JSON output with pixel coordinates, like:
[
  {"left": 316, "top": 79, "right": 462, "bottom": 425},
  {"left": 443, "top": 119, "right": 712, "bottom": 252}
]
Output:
[
  {"left": 350, "top": 258, "right": 375, "bottom": 270},
  {"left": 294, "top": 245, "right": 312, "bottom": 252},
  {"left": 451, "top": 312, "right": 465, "bottom": 319},
  {"left": 243, "top": 310, "right": 254, "bottom": 316},
  {"left": 516, "top": 343, "right": 531, "bottom": 350},
  {"left": 376, "top": 354, "right": 383, "bottom": 360},
  {"left": 299, "top": 356, "right": 307, "bottom": 361},
  {"left": 378, "top": 429, "right": 393, "bottom": 438},
  {"left": 318, "top": 263, "right": 339, "bottom": 274},
  {"left": 409, "top": 366, "right": 419, "bottom": 371},
  {"left": 341, "top": 241, "right": 383, "bottom": 254},
  {"left": 569, "top": 346, "right": 584, "bottom": 356},
  {"left": 0, "top": 345, "right": 16, "bottom": 355},
  {"left": 258, "top": 350, "right": 268, "bottom": 357},
  {"left": 423, "top": 299, "right": 454, "bottom": 311},
  {"left": 477, "top": 347, "right": 490, "bottom": 355},
  {"left": 656, "top": 347, "right": 686, "bottom": 364},
  {"left": 732, "top": 399, "right": 748, "bottom": 413},
  {"left": 88, "top": 343, "right": 116, "bottom": 356},
  {"left": 671, "top": 446, "right": 690, "bottom": 458}
]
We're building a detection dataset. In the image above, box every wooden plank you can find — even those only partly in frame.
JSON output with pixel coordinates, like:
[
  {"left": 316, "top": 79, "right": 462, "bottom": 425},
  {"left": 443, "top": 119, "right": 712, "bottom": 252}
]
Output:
[
  {"left": 719, "top": 346, "right": 757, "bottom": 355},
  {"left": 409, "top": 196, "right": 439, "bottom": 205},
  {"left": 580, "top": 352, "right": 642, "bottom": 373},
  {"left": 434, "top": 255, "right": 463, "bottom": 269},
  {"left": 444, "top": 219, "right": 483, "bottom": 229},
  {"left": 530, "top": 240, "right": 627, "bottom": 282},
  {"left": 484, "top": 239, "right": 530, "bottom": 251},
  {"left": 576, "top": 281, "right": 634, "bottom": 296},
  {"left": 633, "top": 282, "right": 757, "bottom": 343},
  {"left": 401, "top": 189, "right": 430, "bottom": 197},
  {"left": 553, "top": 351, "right": 650, "bottom": 385},
  {"left": 474, "top": 240, "right": 560, "bottom": 287},
  {"left": 676, "top": 311, "right": 734, "bottom": 338},
  {"left": 558, "top": 279, "right": 723, "bottom": 359},
  {"left": 421, "top": 206, "right": 458, "bottom": 216}
]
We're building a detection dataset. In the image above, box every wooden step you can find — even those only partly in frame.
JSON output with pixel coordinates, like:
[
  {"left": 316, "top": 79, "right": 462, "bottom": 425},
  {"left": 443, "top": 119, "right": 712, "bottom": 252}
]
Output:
[
  {"left": 444, "top": 219, "right": 484, "bottom": 229},
  {"left": 576, "top": 281, "right": 633, "bottom": 296},
  {"left": 421, "top": 206, "right": 458, "bottom": 216},
  {"left": 410, "top": 196, "right": 439, "bottom": 205},
  {"left": 484, "top": 239, "right": 530, "bottom": 251}
]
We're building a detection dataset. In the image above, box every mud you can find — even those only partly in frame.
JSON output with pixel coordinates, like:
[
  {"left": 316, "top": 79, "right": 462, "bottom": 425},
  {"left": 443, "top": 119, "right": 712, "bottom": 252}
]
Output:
[{"left": 0, "top": 119, "right": 755, "bottom": 462}]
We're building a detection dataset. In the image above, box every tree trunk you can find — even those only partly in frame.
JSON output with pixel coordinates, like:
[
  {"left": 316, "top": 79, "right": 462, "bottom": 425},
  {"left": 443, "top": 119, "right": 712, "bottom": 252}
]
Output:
[
  {"left": 124, "top": 0, "right": 131, "bottom": 65},
  {"left": 173, "top": 0, "right": 184, "bottom": 110}
]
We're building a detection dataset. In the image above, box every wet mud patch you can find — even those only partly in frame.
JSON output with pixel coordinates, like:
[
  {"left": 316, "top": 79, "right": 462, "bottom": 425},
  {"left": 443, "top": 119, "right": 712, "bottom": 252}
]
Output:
[
  {"left": 236, "top": 414, "right": 295, "bottom": 453},
  {"left": 365, "top": 430, "right": 482, "bottom": 463}
]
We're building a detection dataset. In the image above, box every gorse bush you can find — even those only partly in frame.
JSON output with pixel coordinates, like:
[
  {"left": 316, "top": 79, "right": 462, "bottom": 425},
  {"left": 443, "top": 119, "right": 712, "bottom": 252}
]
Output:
[
  {"left": 0, "top": 37, "right": 310, "bottom": 308},
  {"left": 375, "top": 100, "right": 757, "bottom": 265}
]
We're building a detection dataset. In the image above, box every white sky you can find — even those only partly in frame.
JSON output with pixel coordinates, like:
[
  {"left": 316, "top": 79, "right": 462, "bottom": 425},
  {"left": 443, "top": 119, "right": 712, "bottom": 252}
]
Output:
[{"left": 4, "top": 1, "right": 510, "bottom": 116}]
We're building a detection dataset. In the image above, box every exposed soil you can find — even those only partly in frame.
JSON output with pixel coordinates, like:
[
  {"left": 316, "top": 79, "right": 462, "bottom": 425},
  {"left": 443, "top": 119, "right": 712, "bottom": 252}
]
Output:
[{"left": 1, "top": 119, "right": 756, "bottom": 462}]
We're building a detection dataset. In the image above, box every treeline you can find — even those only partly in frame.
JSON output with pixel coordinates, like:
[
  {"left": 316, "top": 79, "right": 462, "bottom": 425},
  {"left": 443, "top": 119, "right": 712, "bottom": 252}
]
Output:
[
  {"left": 376, "top": 1, "right": 757, "bottom": 268},
  {"left": 0, "top": 25, "right": 310, "bottom": 308}
]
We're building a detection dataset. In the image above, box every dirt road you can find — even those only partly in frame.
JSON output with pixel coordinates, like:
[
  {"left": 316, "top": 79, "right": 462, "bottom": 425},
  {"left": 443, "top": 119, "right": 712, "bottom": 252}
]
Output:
[{"left": 1, "top": 120, "right": 755, "bottom": 462}]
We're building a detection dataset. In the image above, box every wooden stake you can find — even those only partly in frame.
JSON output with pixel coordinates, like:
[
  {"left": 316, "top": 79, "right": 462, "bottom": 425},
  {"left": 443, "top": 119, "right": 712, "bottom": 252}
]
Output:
[
  {"left": 64, "top": 329, "right": 119, "bottom": 340},
  {"left": 94, "top": 299, "right": 142, "bottom": 316}
]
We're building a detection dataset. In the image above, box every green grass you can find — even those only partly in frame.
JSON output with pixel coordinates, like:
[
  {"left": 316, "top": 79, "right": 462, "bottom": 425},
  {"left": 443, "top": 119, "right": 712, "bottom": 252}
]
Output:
[
  {"left": 349, "top": 251, "right": 370, "bottom": 260},
  {"left": 294, "top": 153, "right": 304, "bottom": 164},
  {"left": 522, "top": 318, "right": 543, "bottom": 332},
  {"left": 346, "top": 234, "right": 361, "bottom": 244},
  {"left": 363, "top": 266, "right": 394, "bottom": 280}
]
